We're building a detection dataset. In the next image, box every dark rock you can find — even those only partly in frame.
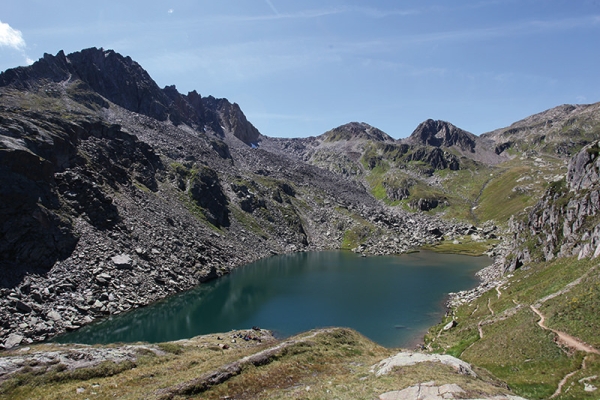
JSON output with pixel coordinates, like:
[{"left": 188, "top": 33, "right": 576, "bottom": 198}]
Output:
[
  {"left": 189, "top": 166, "right": 230, "bottom": 227},
  {"left": 405, "top": 147, "right": 460, "bottom": 171},
  {"left": 407, "top": 119, "right": 476, "bottom": 152},
  {"left": 409, "top": 198, "right": 440, "bottom": 211},
  {"left": 15, "top": 300, "right": 32, "bottom": 313},
  {"left": 494, "top": 142, "right": 512, "bottom": 155}
]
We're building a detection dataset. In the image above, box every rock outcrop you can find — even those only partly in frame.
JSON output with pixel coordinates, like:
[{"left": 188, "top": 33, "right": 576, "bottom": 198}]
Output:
[
  {"left": 502, "top": 140, "right": 600, "bottom": 272},
  {"left": 404, "top": 119, "right": 506, "bottom": 165},
  {"left": 407, "top": 119, "right": 477, "bottom": 152}
]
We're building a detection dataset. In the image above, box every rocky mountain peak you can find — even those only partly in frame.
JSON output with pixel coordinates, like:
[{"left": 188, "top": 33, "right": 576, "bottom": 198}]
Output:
[
  {"left": 322, "top": 122, "right": 395, "bottom": 142},
  {"left": 407, "top": 119, "right": 477, "bottom": 152},
  {"left": 0, "top": 48, "right": 261, "bottom": 145}
]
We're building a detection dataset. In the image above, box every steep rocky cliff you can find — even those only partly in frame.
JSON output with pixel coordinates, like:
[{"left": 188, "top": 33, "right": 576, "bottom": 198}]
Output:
[{"left": 502, "top": 141, "right": 600, "bottom": 271}]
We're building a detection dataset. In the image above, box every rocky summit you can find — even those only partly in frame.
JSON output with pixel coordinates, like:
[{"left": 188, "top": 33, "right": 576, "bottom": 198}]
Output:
[{"left": 1, "top": 47, "right": 600, "bottom": 399}]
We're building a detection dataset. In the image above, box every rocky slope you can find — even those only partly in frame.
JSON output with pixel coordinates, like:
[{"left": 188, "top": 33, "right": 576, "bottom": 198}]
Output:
[
  {"left": 482, "top": 102, "right": 600, "bottom": 158},
  {"left": 0, "top": 48, "right": 466, "bottom": 349},
  {"left": 503, "top": 140, "right": 600, "bottom": 272}
]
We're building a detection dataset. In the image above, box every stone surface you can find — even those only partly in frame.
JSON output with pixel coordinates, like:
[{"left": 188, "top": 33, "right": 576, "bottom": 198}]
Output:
[
  {"left": 3, "top": 333, "right": 24, "bottom": 349},
  {"left": 111, "top": 254, "right": 133, "bottom": 269},
  {"left": 378, "top": 382, "right": 526, "bottom": 400},
  {"left": 372, "top": 351, "right": 477, "bottom": 377}
]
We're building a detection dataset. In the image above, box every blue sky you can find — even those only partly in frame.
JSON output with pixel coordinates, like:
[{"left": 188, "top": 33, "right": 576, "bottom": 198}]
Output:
[{"left": 1, "top": 1, "right": 599, "bottom": 139}]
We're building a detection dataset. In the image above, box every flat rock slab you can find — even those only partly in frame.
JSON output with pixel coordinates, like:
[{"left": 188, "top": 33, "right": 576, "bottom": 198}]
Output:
[
  {"left": 379, "top": 381, "right": 528, "bottom": 400},
  {"left": 372, "top": 351, "right": 477, "bottom": 377}
]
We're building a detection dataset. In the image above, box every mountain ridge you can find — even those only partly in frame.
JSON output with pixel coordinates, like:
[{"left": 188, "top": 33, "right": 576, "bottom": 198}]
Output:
[{"left": 0, "top": 47, "right": 261, "bottom": 146}]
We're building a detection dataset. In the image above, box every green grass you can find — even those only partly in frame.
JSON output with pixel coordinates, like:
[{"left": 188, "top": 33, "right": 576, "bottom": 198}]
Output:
[
  {"left": 543, "top": 268, "right": 600, "bottom": 348},
  {"left": 463, "top": 309, "right": 582, "bottom": 399},
  {"left": 475, "top": 165, "right": 536, "bottom": 223},
  {"left": 230, "top": 205, "right": 269, "bottom": 239},
  {"left": 341, "top": 224, "right": 375, "bottom": 250},
  {"left": 0, "top": 327, "right": 523, "bottom": 400},
  {"left": 421, "top": 237, "right": 498, "bottom": 256},
  {"left": 475, "top": 157, "right": 566, "bottom": 224},
  {"left": 428, "top": 256, "right": 599, "bottom": 399}
]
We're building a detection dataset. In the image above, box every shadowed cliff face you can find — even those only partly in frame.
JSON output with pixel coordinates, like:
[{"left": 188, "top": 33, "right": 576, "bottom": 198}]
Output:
[
  {"left": 0, "top": 114, "right": 78, "bottom": 287},
  {"left": 0, "top": 113, "right": 165, "bottom": 287}
]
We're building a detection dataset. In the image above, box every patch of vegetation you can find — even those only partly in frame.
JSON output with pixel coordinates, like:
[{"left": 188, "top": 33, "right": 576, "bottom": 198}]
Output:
[
  {"left": 157, "top": 342, "right": 184, "bottom": 355},
  {"left": 230, "top": 205, "right": 269, "bottom": 239},
  {"left": 360, "top": 144, "right": 389, "bottom": 173},
  {"left": 0, "top": 360, "right": 136, "bottom": 396},
  {"left": 421, "top": 237, "right": 498, "bottom": 256},
  {"left": 133, "top": 180, "right": 152, "bottom": 194},
  {"left": 341, "top": 224, "right": 374, "bottom": 250}
]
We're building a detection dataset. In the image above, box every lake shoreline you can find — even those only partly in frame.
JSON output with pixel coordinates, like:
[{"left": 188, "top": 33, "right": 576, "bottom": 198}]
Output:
[{"left": 54, "top": 251, "right": 491, "bottom": 349}]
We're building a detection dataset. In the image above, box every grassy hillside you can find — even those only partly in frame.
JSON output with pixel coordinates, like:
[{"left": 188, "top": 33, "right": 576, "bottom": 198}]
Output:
[
  {"left": 426, "top": 257, "right": 600, "bottom": 399},
  {"left": 358, "top": 152, "right": 566, "bottom": 226},
  {"left": 0, "top": 328, "right": 524, "bottom": 400}
]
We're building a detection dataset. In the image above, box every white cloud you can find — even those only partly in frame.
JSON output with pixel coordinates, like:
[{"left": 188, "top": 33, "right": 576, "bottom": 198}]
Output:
[
  {"left": 168, "top": 9, "right": 174, "bottom": 14},
  {"left": 0, "top": 20, "right": 26, "bottom": 50}
]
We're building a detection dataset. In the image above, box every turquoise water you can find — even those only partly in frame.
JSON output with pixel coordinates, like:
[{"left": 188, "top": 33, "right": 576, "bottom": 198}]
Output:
[{"left": 56, "top": 251, "right": 489, "bottom": 348}]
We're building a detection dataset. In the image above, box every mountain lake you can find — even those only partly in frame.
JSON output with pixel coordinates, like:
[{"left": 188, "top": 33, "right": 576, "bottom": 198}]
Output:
[{"left": 55, "top": 250, "right": 490, "bottom": 348}]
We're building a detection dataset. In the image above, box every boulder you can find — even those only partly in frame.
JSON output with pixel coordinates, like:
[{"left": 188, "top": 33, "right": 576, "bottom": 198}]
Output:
[
  {"left": 3, "top": 333, "right": 24, "bottom": 349},
  {"left": 112, "top": 254, "right": 133, "bottom": 269}
]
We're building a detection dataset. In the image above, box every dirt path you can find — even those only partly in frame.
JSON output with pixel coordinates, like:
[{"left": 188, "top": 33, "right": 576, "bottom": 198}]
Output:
[
  {"left": 549, "top": 356, "right": 590, "bottom": 399},
  {"left": 477, "top": 321, "right": 484, "bottom": 339},
  {"left": 530, "top": 306, "right": 600, "bottom": 354},
  {"left": 530, "top": 306, "right": 599, "bottom": 399},
  {"left": 486, "top": 298, "right": 494, "bottom": 316}
]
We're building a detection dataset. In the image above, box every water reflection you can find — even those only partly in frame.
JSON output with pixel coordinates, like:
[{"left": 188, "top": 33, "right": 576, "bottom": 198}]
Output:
[{"left": 56, "top": 251, "right": 489, "bottom": 348}]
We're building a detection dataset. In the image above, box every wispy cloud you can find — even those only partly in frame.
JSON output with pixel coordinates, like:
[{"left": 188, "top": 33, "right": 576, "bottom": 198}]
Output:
[
  {"left": 0, "top": 20, "right": 26, "bottom": 50},
  {"left": 218, "top": 5, "right": 419, "bottom": 23},
  {"left": 0, "top": 20, "right": 33, "bottom": 65},
  {"left": 345, "top": 6, "right": 420, "bottom": 18},
  {"left": 265, "top": 0, "right": 279, "bottom": 16}
]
